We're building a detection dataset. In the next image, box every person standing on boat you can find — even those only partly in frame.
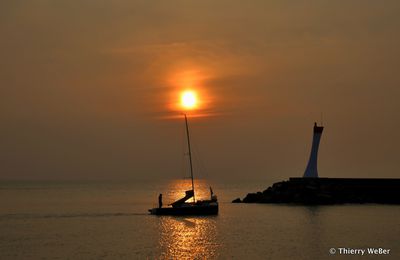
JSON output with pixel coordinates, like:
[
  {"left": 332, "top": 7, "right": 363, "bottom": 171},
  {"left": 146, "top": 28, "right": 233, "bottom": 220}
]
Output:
[{"left": 158, "top": 194, "right": 163, "bottom": 208}]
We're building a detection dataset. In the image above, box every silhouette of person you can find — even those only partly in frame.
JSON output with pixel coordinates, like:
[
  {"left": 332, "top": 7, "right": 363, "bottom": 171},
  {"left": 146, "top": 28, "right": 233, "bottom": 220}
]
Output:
[{"left": 158, "top": 193, "right": 163, "bottom": 208}]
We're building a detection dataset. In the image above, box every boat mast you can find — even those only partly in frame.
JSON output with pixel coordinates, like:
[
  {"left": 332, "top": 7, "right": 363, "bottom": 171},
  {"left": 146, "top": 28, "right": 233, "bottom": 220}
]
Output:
[{"left": 184, "top": 113, "right": 195, "bottom": 202}]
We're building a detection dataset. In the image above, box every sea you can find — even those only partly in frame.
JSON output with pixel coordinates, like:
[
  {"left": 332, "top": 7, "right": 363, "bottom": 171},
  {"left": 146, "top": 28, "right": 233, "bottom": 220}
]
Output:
[{"left": 0, "top": 179, "right": 399, "bottom": 259}]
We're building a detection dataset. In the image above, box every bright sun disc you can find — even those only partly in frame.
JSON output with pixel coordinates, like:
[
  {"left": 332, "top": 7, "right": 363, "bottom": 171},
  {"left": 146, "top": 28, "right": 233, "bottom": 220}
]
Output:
[{"left": 181, "top": 91, "right": 197, "bottom": 109}]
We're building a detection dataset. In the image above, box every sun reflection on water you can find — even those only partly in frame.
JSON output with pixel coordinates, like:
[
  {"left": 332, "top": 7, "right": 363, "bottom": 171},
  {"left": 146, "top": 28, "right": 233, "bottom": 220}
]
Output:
[{"left": 158, "top": 216, "right": 218, "bottom": 259}]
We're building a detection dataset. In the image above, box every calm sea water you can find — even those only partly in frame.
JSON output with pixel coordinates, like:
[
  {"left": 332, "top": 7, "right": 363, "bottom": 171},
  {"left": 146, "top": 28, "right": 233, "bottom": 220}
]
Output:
[{"left": 0, "top": 179, "right": 399, "bottom": 259}]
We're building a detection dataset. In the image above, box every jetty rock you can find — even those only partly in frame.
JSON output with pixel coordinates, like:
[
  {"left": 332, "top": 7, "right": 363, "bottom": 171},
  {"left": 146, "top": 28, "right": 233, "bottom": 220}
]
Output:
[{"left": 238, "top": 177, "right": 400, "bottom": 205}]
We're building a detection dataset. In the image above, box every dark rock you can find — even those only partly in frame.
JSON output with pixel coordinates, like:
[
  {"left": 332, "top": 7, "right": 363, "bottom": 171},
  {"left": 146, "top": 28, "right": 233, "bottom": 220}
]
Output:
[
  {"left": 242, "top": 192, "right": 264, "bottom": 203},
  {"left": 235, "top": 177, "right": 400, "bottom": 205},
  {"left": 232, "top": 198, "right": 242, "bottom": 203}
]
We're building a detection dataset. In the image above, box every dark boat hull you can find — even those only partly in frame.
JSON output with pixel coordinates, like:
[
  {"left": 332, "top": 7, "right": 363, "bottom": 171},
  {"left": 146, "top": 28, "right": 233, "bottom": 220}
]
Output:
[{"left": 149, "top": 204, "right": 218, "bottom": 216}]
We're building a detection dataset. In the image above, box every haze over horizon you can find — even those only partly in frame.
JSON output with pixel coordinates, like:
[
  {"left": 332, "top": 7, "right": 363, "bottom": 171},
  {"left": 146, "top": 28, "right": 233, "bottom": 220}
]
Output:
[{"left": 1, "top": 1, "right": 399, "bottom": 181}]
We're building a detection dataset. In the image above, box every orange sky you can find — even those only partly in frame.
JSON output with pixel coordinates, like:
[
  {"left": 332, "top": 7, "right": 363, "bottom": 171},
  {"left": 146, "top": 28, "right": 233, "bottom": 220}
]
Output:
[{"left": 0, "top": 1, "right": 399, "bottom": 180}]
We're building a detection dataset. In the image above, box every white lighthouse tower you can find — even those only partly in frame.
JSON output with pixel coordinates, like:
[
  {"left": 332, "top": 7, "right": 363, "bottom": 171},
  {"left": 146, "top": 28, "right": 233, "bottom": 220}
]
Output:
[{"left": 303, "top": 122, "right": 324, "bottom": 178}]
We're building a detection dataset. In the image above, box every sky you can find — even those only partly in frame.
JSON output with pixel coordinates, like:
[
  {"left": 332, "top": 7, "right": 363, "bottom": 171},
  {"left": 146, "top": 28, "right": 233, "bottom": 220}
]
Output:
[{"left": 1, "top": 0, "right": 399, "bottom": 181}]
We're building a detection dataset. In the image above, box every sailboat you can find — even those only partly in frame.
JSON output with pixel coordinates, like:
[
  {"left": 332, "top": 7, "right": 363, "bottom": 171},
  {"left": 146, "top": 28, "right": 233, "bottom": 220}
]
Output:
[{"left": 149, "top": 114, "right": 218, "bottom": 215}]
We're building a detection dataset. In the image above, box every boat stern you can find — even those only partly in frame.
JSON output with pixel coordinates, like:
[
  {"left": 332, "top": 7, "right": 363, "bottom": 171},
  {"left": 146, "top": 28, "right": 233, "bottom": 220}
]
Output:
[{"left": 148, "top": 208, "right": 158, "bottom": 215}]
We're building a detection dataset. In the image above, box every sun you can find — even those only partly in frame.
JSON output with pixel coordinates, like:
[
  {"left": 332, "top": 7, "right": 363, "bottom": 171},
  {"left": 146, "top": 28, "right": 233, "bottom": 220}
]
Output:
[{"left": 181, "top": 90, "right": 197, "bottom": 109}]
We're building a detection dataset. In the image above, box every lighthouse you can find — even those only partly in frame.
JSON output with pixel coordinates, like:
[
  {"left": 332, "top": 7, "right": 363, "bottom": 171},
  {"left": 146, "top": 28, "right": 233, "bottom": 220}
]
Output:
[{"left": 303, "top": 122, "right": 324, "bottom": 178}]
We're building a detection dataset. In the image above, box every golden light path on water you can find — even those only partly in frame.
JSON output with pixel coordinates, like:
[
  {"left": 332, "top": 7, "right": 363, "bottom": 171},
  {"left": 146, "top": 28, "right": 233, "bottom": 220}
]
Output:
[
  {"left": 158, "top": 216, "right": 218, "bottom": 259},
  {"left": 156, "top": 179, "right": 219, "bottom": 259}
]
